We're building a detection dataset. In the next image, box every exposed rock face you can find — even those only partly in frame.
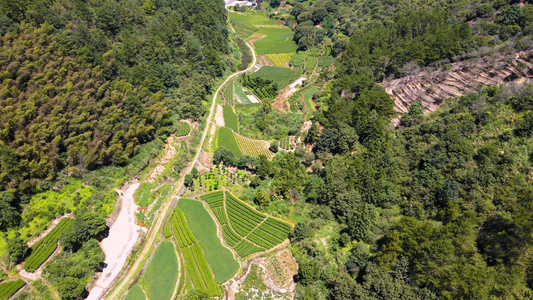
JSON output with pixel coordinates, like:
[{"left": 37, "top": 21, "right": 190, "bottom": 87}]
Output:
[{"left": 382, "top": 50, "right": 533, "bottom": 124}]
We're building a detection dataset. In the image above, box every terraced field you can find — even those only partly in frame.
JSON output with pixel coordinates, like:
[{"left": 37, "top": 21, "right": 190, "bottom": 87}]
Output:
[{"left": 201, "top": 191, "right": 292, "bottom": 258}]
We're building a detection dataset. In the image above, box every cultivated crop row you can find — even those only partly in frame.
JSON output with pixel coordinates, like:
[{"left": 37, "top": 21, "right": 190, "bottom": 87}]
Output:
[
  {"left": 201, "top": 191, "right": 224, "bottom": 208},
  {"left": 224, "top": 80, "right": 234, "bottom": 106},
  {"left": 172, "top": 210, "right": 196, "bottom": 248},
  {"left": 266, "top": 53, "right": 293, "bottom": 67},
  {"left": 234, "top": 239, "right": 265, "bottom": 258},
  {"left": 0, "top": 279, "right": 25, "bottom": 300},
  {"left": 164, "top": 212, "right": 173, "bottom": 238},
  {"left": 233, "top": 133, "right": 273, "bottom": 158},
  {"left": 279, "top": 136, "right": 292, "bottom": 150},
  {"left": 24, "top": 218, "right": 73, "bottom": 272},
  {"left": 222, "top": 225, "right": 241, "bottom": 247},
  {"left": 277, "top": 66, "right": 303, "bottom": 90},
  {"left": 176, "top": 121, "right": 190, "bottom": 137},
  {"left": 171, "top": 208, "right": 222, "bottom": 297}
]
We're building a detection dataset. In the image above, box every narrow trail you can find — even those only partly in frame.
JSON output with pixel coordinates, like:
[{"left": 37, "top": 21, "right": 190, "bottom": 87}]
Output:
[{"left": 103, "top": 18, "right": 257, "bottom": 300}]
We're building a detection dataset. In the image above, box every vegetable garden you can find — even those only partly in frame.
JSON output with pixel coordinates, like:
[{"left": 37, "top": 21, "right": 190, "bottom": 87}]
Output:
[
  {"left": 0, "top": 279, "right": 25, "bottom": 300},
  {"left": 279, "top": 136, "right": 293, "bottom": 150},
  {"left": 233, "top": 133, "right": 273, "bottom": 158},
  {"left": 23, "top": 218, "right": 73, "bottom": 272}
]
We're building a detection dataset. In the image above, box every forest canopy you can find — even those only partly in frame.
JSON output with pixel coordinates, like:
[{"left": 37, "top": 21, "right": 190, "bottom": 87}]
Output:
[{"left": 0, "top": 0, "right": 229, "bottom": 215}]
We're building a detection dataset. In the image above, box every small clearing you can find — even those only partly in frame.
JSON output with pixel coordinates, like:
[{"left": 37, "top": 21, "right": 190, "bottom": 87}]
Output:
[
  {"left": 273, "top": 76, "right": 307, "bottom": 112},
  {"left": 87, "top": 183, "right": 141, "bottom": 300}
]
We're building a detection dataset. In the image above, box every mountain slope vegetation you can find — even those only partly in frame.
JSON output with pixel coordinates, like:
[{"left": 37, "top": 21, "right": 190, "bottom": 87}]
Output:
[{"left": 0, "top": 0, "right": 229, "bottom": 223}]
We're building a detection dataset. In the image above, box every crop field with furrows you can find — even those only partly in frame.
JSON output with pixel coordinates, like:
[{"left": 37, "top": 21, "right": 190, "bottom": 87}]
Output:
[
  {"left": 304, "top": 87, "right": 318, "bottom": 120},
  {"left": 0, "top": 279, "right": 25, "bottom": 300},
  {"left": 266, "top": 53, "right": 294, "bottom": 67},
  {"left": 201, "top": 191, "right": 293, "bottom": 258},
  {"left": 23, "top": 218, "right": 73, "bottom": 272},
  {"left": 233, "top": 133, "right": 273, "bottom": 158},
  {"left": 217, "top": 127, "right": 243, "bottom": 158},
  {"left": 177, "top": 199, "right": 239, "bottom": 283},
  {"left": 224, "top": 80, "right": 234, "bottom": 106},
  {"left": 176, "top": 121, "right": 190, "bottom": 137},
  {"left": 171, "top": 207, "right": 223, "bottom": 296}
]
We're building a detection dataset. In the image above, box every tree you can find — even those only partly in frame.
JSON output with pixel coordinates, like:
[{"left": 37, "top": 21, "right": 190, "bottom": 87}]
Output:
[
  {"left": 269, "top": 142, "right": 279, "bottom": 153},
  {"left": 347, "top": 203, "right": 377, "bottom": 241},
  {"left": 61, "top": 212, "right": 106, "bottom": 251},
  {"left": 0, "top": 191, "right": 18, "bottom": 230},
  {"left": 254, "top": 189, "right": 270, "bottom": 207},
  {"left": 7, "top": 234, "right": 28, "bottom": 264},
  {"left": 213, "top": 147, "right": 235, "bottom": 166},
  {"left": 298, "top": 259, "right": 321, "bottom": 285},
  {"left": 400, "top": 102, "right": 424, "bottom": 127},
  {"left": 184, "top": 174, "right": 194, "bottom": 187}
]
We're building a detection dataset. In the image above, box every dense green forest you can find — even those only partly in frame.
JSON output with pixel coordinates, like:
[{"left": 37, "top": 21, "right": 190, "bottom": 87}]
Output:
[
  {"left": 219, "top": 0, "right": 533, "bottom": 298},
  {"left": 0, "top": 0, "right": 230, "bottom": 298},
  {"left": 0, "top": 0, "right": 229, "bottom": 225}
]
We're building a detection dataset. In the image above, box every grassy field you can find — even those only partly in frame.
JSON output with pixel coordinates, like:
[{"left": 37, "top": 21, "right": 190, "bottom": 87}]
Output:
[
  {"left": 125, "top": 285, "right": 146, "bottom": 300},
  {"left": 223, "top": 106, "right": 239, "bottom": 133},
  {"left": 177, "top": 198, "right": 239, "bottom": 283},
  {"left": 141, "top": 241, "right": 178, "bottom": 300},
  {"left": 217, "top": 127, "right": 243, "bottom": 158}
]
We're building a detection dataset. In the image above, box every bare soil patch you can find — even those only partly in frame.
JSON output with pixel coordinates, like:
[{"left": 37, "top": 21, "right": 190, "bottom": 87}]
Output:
[{"left": 215, "top": 105, "right": 225, "bottom": 126}]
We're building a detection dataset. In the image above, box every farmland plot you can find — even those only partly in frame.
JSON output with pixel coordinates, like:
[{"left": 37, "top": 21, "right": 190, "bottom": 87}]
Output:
[
  {"left": 141, "top": 241, "right": 178, "bottom": 300},
  {"left": 217, "top": 127, "right": 243, "bottom": 158},
  {"left": 171, "top": 207, "right": 223, "bottom": 296},
  {"left": 23, "top": 218, "right": 73, "bottom": 272},
  {"left": 177, "top": 198, "right": 238, "bottom": 283},
  {"left": 233, "top": 133, "right": 273, "bottom": 158},
  {"left": 201, "top": 191, "right": 292, "bottom": 259}
]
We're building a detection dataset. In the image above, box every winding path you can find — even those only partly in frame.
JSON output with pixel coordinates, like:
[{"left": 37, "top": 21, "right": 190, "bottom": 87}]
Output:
[{"left": 103, "top": 19, "right": 257, "bottom": 300}]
